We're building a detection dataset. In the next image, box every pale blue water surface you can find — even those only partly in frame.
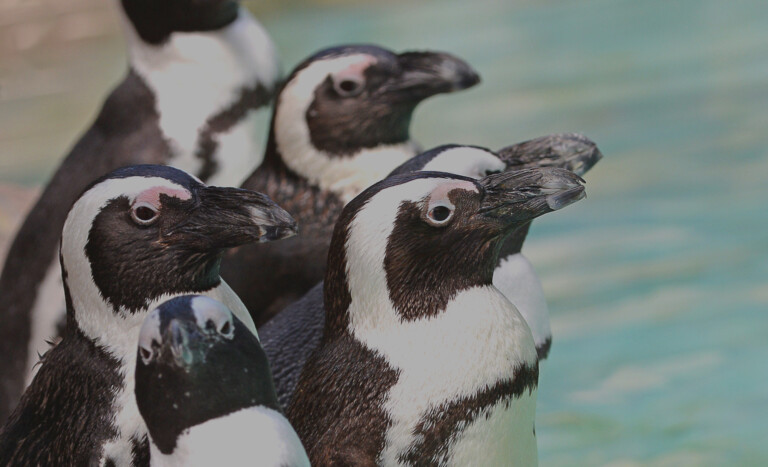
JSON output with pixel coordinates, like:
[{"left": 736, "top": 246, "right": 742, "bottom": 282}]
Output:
[
  {"left": 263, "top": 0, "right": 768, "bottom": 464},
  {"left": 2, "top": 0, "right": 767, "bottom": 464}
]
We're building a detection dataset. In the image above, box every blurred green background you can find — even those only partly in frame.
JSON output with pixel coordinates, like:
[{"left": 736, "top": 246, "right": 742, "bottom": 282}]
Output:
[{"left": 1, "top": 0, "right": 767, "bottom": 465}]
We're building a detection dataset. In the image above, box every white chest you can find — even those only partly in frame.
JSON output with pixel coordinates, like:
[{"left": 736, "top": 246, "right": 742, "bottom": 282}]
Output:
[
  {"left": 148, "top": 407, "right": 310, "bottom": 467},
  {"left": 443, "top": 393, "right": 538, "bottom": 467},
  {"left": 349, "top": 287, "right": 539, "bottom": 466},
  {"left": 127, "top": 12, "right": 279, "bottom": 185},
  {"left": 493, "top": 253, "right": 552, "bottom": 350}
]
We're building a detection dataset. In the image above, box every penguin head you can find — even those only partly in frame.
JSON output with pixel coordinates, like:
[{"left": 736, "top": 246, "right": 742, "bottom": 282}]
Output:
[
  {"left": 135, "top": 295, "right": 279, "bottom": 454},
  {"left": 120, "top": 0, "right": 240, "bottom": 45},
  {"left": 60, "top": 165, "right": 296, "bottom": 335},
  {"left": 270, "top": 45, "right": 480, "bottom": 199},
  {"left": 324, "top": 169, "right": 585, "bottom": 329}
]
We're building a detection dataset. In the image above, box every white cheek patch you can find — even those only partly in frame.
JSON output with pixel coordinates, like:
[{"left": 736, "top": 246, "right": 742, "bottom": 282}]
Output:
[
  {"left": 422, "top": 147, "right": 506, "bottom": 180},
  {"left": 134, "top": 186, "right": 192, "bottom": 208}
]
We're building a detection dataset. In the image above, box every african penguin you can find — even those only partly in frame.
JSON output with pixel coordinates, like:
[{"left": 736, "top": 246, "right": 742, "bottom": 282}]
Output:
[
  {"left": 259, "top": 134, "right": 602, "bottom": 408},
  {"left": 221, "top": 44, "right": 481, "bottom": 325},
  {"left": 0, "top": 0, "right": 280, "bottom": 422},
  {"left": 135, "top": 295, "right": 310, "bottom": 467},
  {"left": 287, "top": 169, "right": 586, "bottom": 465},
  {"left": 394, "top": 134, "right": 603, "bottom": 358},
  {"left": 0, "top": 165, "right": 295, "bottom": 466}
]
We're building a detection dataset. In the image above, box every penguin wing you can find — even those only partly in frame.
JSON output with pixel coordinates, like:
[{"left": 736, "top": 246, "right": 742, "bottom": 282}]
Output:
[
  {"left": 0, "top": 335, "right": 121, "bottom": 465},
  {"left": 258, "top": 282, "right": 326, "bottom": 408}
]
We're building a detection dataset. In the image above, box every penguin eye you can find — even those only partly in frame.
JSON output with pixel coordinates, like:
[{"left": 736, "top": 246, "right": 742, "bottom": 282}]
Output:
[
  {"left": 131, "top": 202, "right": 159, "bottom": 226},
  {"left": 333, "top": 77, "right": 364, "bottom": 97},
  {"left": 426, "top": 204, "right": 454, "bottom": 226}
]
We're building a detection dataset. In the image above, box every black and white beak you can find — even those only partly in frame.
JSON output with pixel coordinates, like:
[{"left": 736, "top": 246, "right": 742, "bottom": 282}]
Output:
[
  {"left": 162, "top": 186, "right": 297, "bottom": 250},
  {"left": 479, "top": 167, "right": 586, "bottom": 228},
  {"left": 497, "top": 133, "right": 603, "bottom": 177}
]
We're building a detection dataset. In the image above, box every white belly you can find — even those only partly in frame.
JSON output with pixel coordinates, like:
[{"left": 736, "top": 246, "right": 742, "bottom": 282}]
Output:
[
  {"left": 446, "top": 392, "right": 539, "bottom": 467},
  {"left": 149, "top": 407, "right": 310, "bottom": 467},
  {"left": 493, "top": 253, "right": 551, "bottom": 350}
]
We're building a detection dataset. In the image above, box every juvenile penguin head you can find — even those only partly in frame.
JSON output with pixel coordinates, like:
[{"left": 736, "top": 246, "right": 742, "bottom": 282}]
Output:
[
  {"left": 120, "top": 0, "right": 240, "bottom": 45},
  {"left": 271, "top": 45, "right": 480, "bottom": 199},
  {"left": 135, "top": 295, "right": 279, "bottom": 454},
  {"left": 324, "top": 170, "right": 585, "bottom": 331},
  {"left": 61, "top": 165, "right": 295, "bottom": 336}
]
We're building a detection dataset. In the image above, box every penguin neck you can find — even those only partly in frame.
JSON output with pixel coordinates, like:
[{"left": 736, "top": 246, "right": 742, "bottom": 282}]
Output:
[
  {"left": 121, "top": 9, "right": 279, "bottom": 183},
  {"left": 497, "top": 221, "right": 532, "bottom": 263},
  {"left": 269, "top": 101, "right": 419, "bottom": 205}
]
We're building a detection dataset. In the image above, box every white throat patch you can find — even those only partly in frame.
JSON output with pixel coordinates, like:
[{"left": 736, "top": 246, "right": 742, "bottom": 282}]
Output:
[
  {"left": 273, "top": 55, "right": 419, "bottom": 203},
  {"left": 122, "top": 10, "right": 279, "bottom": 186}
]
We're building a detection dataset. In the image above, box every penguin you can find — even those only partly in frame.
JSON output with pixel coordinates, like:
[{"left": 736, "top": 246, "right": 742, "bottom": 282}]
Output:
[
  {"left": 287, "top": 169, "right": 586, "bottom": 465},
  {"left": 0, "top": 165, "right": 295, "bottom": 466},
  {"left": 221, "top": 44, "right": 481, "bottom": 325},
  {"left": 0, "top": 0, "right": 280, "bottom": 422},
  {"left": 392, "top": 134, "right": 603, "bottom": 358},
  {"left": 259, "top": 134, "right": 602, "bottom": 408},
  {"left": 135, "top": 295, "right": 310, "bottom": 467}
]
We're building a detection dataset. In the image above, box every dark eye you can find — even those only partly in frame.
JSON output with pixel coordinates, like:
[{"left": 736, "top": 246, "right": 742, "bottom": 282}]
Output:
[
  {"left": 131, "top": 202, "right": 159, "bottom": 226},
  {"left": 427, "top": 204, "right": 453, "bottom": 226},
  {"left": 334, "top": 77, "right": 364, "bottom": 97}
]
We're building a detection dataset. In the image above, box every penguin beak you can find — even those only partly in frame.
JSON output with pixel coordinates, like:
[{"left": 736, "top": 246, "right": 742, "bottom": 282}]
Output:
[
  {"left": 478, "top": 168, "right": 586, "bottom": 230},
  {"left": 386, "top": 51, "right": 480, "bottom": 100},
  {"left": 496, "top": 133, "right": 603, "bottom": 177},
  {"left": 160, "top": 318, "right": 215, "bottom": 369},
  {"left": 164, "top": 186, "right": 297, "bottom": 250}
]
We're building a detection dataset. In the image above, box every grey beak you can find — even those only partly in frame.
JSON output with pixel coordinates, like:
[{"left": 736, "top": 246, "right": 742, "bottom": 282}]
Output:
[
  {"left": 479, "top": 167, "right": 586, "bottom": 225},
  {"left": 497, "top": 133, "right": 603, "bottom": 177}
]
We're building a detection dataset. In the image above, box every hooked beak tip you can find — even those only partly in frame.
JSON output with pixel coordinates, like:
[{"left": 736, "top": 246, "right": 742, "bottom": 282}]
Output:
[{"left": 546, "top": 185, "right": 586, "bottom": 211}]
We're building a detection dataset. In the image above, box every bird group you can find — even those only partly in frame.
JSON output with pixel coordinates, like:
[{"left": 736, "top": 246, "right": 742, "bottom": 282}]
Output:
[{"left": 0, "top": 1, "right": 603, "bottom": 465}]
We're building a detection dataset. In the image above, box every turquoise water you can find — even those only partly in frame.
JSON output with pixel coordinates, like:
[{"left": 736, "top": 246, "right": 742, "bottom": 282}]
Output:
[
  {"left": 263, "top": 0, "right": 768, "bottom": 464},
  {"left": 3, "top": 0, "right": 767, "bottom": 464}
]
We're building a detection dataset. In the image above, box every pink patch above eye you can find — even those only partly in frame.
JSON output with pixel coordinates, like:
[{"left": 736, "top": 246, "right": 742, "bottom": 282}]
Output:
[
  {"left": 134, "top": 186, "right": 192, "bottom": 208},
  {"left": 332, "top": 55, "right": 378, "bottom": 84},
  {"left": 430, "top": 180, "right": 479, "bottom": 203}
]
